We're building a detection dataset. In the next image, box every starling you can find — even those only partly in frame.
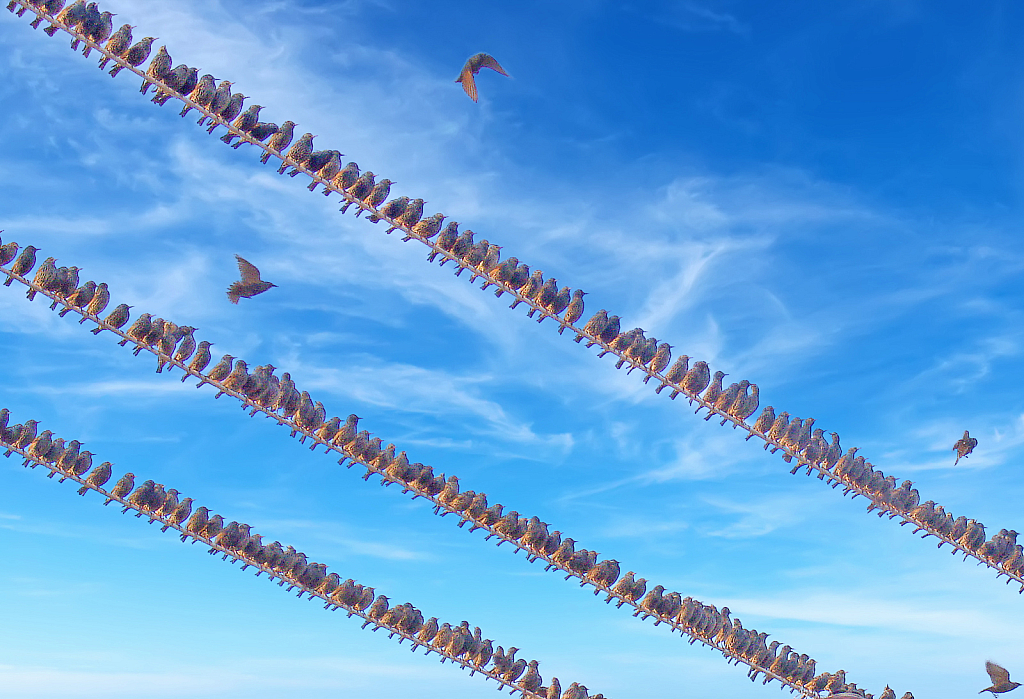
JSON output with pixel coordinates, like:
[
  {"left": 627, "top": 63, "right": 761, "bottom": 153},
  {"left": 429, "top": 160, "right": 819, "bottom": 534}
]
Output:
[
  {"left": 530, "top": 277, "right": 558, "bottom": 317},
  {"left": 260, "top": 120, "right": 297, "bottom": 163},
  {"left": 82, "top": 10, "right": 113, "bottom": 58},
  {"left": 335, "top": 171, "right": 375, "bottom": 213},
  {"left": 109, "top": 36, "right": 154, "bottom": 77},
  {"left": 330, "top": 161, "right": 360, "bottom": 194},
  {"left": 44, "top": 0, "right": 84, "bottom": 36},
  {"left": 227, "top": 255, "right": 277, "bottom": 303},
  {"left": 644, "top": 342, "right": 673, "bottom": 381},
  {"left": 290, "top": 147, "right": 333, "bottom": 177},
  {"left": 234, "top": 120, "right": 277, "bottom": 148},
  {"left": 456, "top": 52, "right": 509, "bottom": 103},
  {"left": 678, "top": 361, "right": 711, "bottom": 401},
  {"left": 747, "top": 406, "right": 776, "bottom": 440},
  {"left": 26, "top": 256, "right": 57, "bottom": 301},
  {"left": 356, "top": 178, "right": 393, "bottom": 217},
  {"left": 183, "top": 340, "right": 214, "bottom": 381},
  {"left": 91, "top": 303, "right": 131, "bottom": 334},
  {"left": 308, "top": 150, "right": 342, "bottom": 190},
  {"left": 559, "top": 289, "right": 587, "bottom": 334},
  {"left": 513, "top": 268, "right": 544, "bottom": 308},
  {"left": 697, "top": 370, "right": 727, "bottom": 413},
  {"left": 953, "top": 430, "right": 978, "bottom": 466},
  {"left": 76, "top": 281, "right": 109, "bottom": 322},
  {"left": 201, "top": 80, "right": 234, "bottom": 126},
  {"left": 119, "top": 312, "right": 152, "bottom": 347},
  {"left": 149, "top": 62, "right": 186, "bottom": 102},
  {"left": 6, "top": 244, "right": 39, "bottom": 285},
  {"left": 180, "top": 73, "right": 217, "bottom": 119},
  {"left": 29, "top": 0, "right": 65, "bottom": 29},
  {"left": 657, "top": 354, "right": 688, "bottom": 394},
  {"left": 77, "top": 460, "right": 111, "bottom": 495},
  {"left": 133, "top": 317, "right": 164, "bottom": 355},
  {"left": 369, "top": 196, "right": 410, "bottom": 225},
  {"left": 407, "top": 212, "right": 445, "bottom": 242},
  {"left": 708, "top": 379, "right": 747, "bottom": 420},
  {"left": 444, "top": 229, "right": 475, "bottom": 270},
  {"left": 392, "top": 197, "right": 425, "bottom": 231},
  {"left": 0, "top": 240, "right": 18, "bottom": 266},
  {"left": 208, "top": 91, "right": 246, "bottom": 133},
  {"left": 278, "top": 132, "right": 316, "bottom": 174},
  {"left": 577, "top": 309, "right": 608, "bottom": 344},
  {"left": 981, "top": 663, "right": 1020, "bottom": 696},
  {"left": 140, "top": 44, "right": 171, "bottom": 94},
  {"left": 729, "top": 383, "right": 759, "bottom": 424},
  {"left": 104, "top": 471, "right": 134, "bottom": 505},
  {"left": 169, "top": 328, "right": 197, "bottom": 371},
  {"left": 96, "top": 22, "right": 131, "bottom": 70}
]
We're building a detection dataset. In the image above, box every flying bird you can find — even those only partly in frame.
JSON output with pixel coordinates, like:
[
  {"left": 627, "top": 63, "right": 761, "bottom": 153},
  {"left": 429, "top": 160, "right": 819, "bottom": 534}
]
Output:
[
  {"left": 981, "top": 662, "right": 1021, "bottom": 695},
  {"left": 953, "top": 430, "right": 978, "bottom": 466},
  {"left": 456, "top": 52, "right": 509, "bottom": 102},
  {"left": 227, "top": 255, "right": 276, "bottom": 304}
]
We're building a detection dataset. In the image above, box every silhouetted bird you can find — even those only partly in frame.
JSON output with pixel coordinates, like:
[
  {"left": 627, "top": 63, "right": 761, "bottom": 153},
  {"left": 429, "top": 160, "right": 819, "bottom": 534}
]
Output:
[
  {"left": 981, "top": 662, "right": 1021, "bottom": 695},
  {"left": 261, "top": 120, "right": 296, "bottom": 163},
  {"left": 109, "top": 36, "right": 155, "bottom": 77},
  {"left": 227, "top": 255, "right": 276, "bottom": 304},
  {"left": 456, "top": 52, "right": 509, "bottom": 102},
  {"left": 953, "top": 430, "right": 978, "bottom": 466}
]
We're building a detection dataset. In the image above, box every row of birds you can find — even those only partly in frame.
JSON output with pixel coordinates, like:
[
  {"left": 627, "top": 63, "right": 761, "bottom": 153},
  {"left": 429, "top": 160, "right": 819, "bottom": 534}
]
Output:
[
  {"left": 7, "top": 234, "right": 1003, "bottom": 595},
  {"left": 0, "top": 6, "right": 982, "bottom": 693},
  {"left": 0, "top": 250, "right": 898, "bottom": 699},
  {"left": 0, "top": 413, "right": 604, "bottom": 699},
  {"left": 762, "top": 410, "right": 1023, "bottom": 580}
]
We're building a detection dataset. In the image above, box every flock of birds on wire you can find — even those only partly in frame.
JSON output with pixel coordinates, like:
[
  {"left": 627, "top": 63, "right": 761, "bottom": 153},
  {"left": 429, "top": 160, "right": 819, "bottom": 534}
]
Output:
[
  {"left": 0, "top": 412, "right": 599, "bottom": 699},
  {"left": 0, "top": 233, "right": 930, "bottom": 699},
  {"left": 0, "top": 1, "right": 1014, "bottom": 698}
]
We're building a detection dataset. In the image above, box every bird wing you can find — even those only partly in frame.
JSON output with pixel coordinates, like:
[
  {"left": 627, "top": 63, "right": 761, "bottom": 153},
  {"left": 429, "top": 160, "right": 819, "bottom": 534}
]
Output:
[
  {"left": 987, "top": 661, "right": 1011, "bottom": 685},
  {"left": 235, "top": 255, "right": 262, "bottom": 283},
  {"left": 476, "top": 53, "right": 509, "bottom": 76},
  {"left": 457, "top": 60, "right": 479, "bottom": 102}
]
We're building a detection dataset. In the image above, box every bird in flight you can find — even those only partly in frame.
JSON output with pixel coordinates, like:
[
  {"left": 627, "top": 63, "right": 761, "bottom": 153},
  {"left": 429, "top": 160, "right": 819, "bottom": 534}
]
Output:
[
  {"left": 953, "top": 429, "right": 979, "bottom": 466},
  {"left": 227, "top": 255, "right": 276, "bottom": 304},
  {"left": 456, "top": 52, "right": 509, "bottom": 102},
  {"left": 981, "top": 662, "right": 1021, "bottom": 695}
]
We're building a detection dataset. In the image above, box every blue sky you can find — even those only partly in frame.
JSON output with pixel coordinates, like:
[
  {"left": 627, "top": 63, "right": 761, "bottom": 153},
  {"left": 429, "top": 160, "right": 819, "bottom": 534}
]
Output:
[{"left": 2, "top": 0, "right": 1024, "bottom": 697}]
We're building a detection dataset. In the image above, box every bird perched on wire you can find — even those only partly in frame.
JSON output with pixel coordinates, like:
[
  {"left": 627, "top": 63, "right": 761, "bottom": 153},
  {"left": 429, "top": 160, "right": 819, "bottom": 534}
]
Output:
[
  {"left": 82, "top": 10, "right": 114, "bottom": 58},
  {"left": 201, "top": 80, "right": 233, "bottom": 126},
  {"left": 456, "top": 53, "right": 509, "bottom": 102},
  {"left": 58, "top": 280, "right": 96, "bottom": 317},
  {"left": 180, "top": 73, "right": 217, "bottom": 119},
  {"left": 339, "top": 171, "right": 375, "bottom": 213},
  {"left": 110, "top": 36, "right": 155, "bottom": 77},
  {"left": 278, "top": 132, "right": 316, "bottom": 174},
  {"left": 389, "top": 198, "right": 425, "bottom": 232},
  {"left": 981, "top": 662, "right": 1020, "bottom": 695},
  {"left": 369, "top": 196, "right": 410, "bottom": 225},
  {"left": 91, "top": 303, "right": 131, "bottom": 335},
  {"left": 184, "top": 341, "right": 214, "bottom": 380},
  {"left": 227, "top": 255, "right": 276, "bottom": 304},
  {"left": 0, "top": 239, "right": 18, "bottom": 267},
  {"left": 953, "top": 430, "right": 978, "bottom": 466},
  {"left": 261, "top": 120, "right": 296, "bottom": 163},
  {"left": 140, "top": 45, "right": 171, "bottom": 94},
  {"left": 356, "top": 178, "right": 393, "bottom": 217},
  {"left": 26, "top": 256, "right": 57, "bottom": 301},
  {"left": 97, "top": 23, "right": 132, "bottom": 70},
  {"left": 220, "top": 103, "right": 262, "bottom": 144},
  {"left": 5, "top": 244, "right": 39, "bottom": 285}
]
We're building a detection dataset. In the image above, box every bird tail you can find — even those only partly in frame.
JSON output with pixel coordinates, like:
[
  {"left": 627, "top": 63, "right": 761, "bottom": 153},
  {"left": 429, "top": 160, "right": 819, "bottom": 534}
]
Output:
[
  {"left": 90, "top": 326, "right": 104, "bottom": 335},
  {"left": 109, "top": 65, "right": 124, "bottom": 78},
  {"left": 259, "top": 151, "right": 273, "bottom": 164}
]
